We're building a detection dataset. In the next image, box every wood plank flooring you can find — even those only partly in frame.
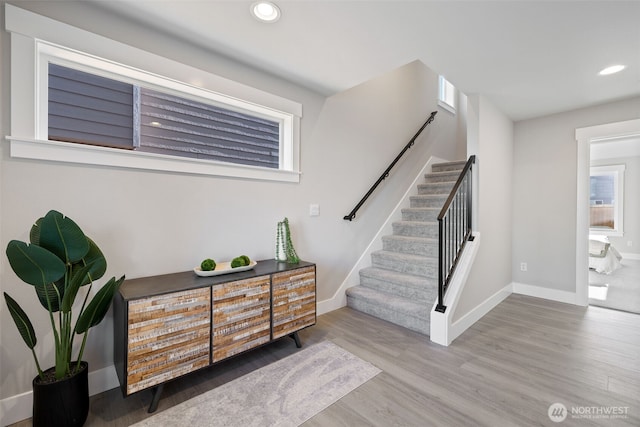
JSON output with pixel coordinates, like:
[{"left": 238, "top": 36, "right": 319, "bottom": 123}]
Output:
[{"left": 10, "top": 294, "right": 639, "bottom": 426}]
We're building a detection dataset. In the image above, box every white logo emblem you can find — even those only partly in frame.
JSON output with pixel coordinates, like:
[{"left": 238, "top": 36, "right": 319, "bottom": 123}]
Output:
[{"left": 548, "top": 403, "right": 568, "bottom": 423}]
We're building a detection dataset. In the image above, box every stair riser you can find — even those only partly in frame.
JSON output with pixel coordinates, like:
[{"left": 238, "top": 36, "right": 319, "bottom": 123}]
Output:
[
  {"left": 359, "top": 274, "right": 437, "bottom": 302},
  {"left": 424, "top": 171, "right": 462, "bottom": 183},
  {"left": 382, "top": 236, "right": 438, "bottom": 257},
  {"left": 432, "top": 162, "right": 466, "bottom": 173},
  {"left": 346, "top": 296, "right": 430, "bottom": 335},
  {"left": 393, "top": 223, "right": 438, "bottom": 239},
  {"left": 371, "top": 253, "right": 437, "bottom": 278},
  {"left": 401, "top": 209, "right": 439, "bottom": 222},
  {"left": 417, "top": 182, "right": 455, "bottom": 195},
  {"left": 410, "top": 196, "right": 447, "bottom": 208}
]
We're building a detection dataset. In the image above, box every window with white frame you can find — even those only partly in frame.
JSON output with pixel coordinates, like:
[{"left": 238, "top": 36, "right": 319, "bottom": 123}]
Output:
[
  {"left": 589, "top": 164, "right": 625, "bottom": 236},
  {"left": 438, "top": 75, "right": 456, "bottom": 113},
  {"left": 48, "top": 63, "right": 281, "bottom": 169},
  {"left": 6, "top": 4, "right": 302, "bottom": 182}
]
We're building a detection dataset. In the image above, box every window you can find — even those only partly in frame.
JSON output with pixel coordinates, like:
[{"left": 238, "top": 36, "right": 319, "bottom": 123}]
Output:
[
  {"left": 49, "top": 64, "right": 281, "bottom": 168},
  {"left": 438, "top": 75, "right": 456, "bottom": 113},
  {"left": 6, "top": 4, "right": 302, "bottom": 182},
  {"left": 589, "top": 165, "right": 625, "bottom": 236}
]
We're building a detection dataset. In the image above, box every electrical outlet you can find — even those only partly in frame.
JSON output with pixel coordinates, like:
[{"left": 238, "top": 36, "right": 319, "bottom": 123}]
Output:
[
  {"left": 628, "top": 241, "right": 633, "bottom": 247},
  {"left": 309, "top": 204, "right": 320, "bottom": 217},
  {"left": 520, "top": 262, "right": 527, "bottom": 272}
]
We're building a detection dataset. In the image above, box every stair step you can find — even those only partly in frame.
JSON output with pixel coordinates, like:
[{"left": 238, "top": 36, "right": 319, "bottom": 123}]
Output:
[
  {"left": 432, "top": 160, "right": 466, "bottom": 173},
  {"left": 417, "top": 181, "right": 456, "bottom": 195},
  {"left": 382, "top": 235, "right": 438, "bottom": 257},
  {"left": 424, "top": 170, "right": 463, "bottom": 183},
  {"left": 371, "top": 250, "right": 437, "bottom": 278},
  {"left": 392, "top": 221, "right": 438, "bottom": 238},
  {"left": 401, "top": 207, "right": 439, "bottom": 222},
  {"left": 346, "top": 286, "right": 430, "bottom": 335},
  {"left": 359, "top": 266, "right": 437, "bottom": 302},
  {"left": 410, "top": 194, "right": 448, "bottom": 208}
]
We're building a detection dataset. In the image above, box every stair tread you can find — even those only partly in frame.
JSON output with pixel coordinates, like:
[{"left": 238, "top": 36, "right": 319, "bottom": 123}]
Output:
[
  {"left": 393, "top": 220, "right": 438, "bottom": 226},
  {"left": 383, "top": 234, "right": 438, "bottom": 243},
  {"left": 372, "top": 249, "right": 437, "bottom": 263},
  {"left": 346, "top": 286, "right": 430, "bottom": 315},
  {"left": 411, "top": 194, "right": 447, "bottom": 199},
  {"left": 360, "top": 266, "right": 437, "bottom": 286},
  {"left": 418, "top": 180, "right": 458, "bottom": 185}
]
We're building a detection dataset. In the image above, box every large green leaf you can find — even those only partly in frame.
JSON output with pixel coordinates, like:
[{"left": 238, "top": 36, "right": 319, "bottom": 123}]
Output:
[
  {"left": 6, "top": 240, "right": 66, "bottom": 286},
  {"left": 39, "top": 210, "right": 89, "bottom": 264},
  {"left": 29, "top": 217, "right": 43, "bottom": 246},
  {"left": 79, "top": 237, "right": 107, "bottom": 284},
  {"left": 61, "top": 264, "right": 92, "bottom": 313},
  {"left": 34, "top": 281, "right": 63, "bottom": 312},
  {"left": 4, "top": 292, "right": 38, "bottom": 349},
  {"left": 75, "top": 275, "right": 125, "bottom": 334}
]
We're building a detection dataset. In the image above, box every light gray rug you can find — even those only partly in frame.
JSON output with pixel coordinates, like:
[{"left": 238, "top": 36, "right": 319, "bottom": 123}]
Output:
[{"left": 130, "top": 341, "right": 381, "bottom": 427}]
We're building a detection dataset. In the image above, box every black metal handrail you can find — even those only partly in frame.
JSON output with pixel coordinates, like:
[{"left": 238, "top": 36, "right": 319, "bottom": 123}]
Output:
[
  {"left": 435, "top": 155, "right": 476, "bottom": 313},
  {"left": 343, "top": 111, "right": 438, "bottom": 221}
]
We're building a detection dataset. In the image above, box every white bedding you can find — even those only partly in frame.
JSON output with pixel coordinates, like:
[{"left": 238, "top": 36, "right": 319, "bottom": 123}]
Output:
[{"left": 589, "top": 235, "right": 622, "bottom": 274}]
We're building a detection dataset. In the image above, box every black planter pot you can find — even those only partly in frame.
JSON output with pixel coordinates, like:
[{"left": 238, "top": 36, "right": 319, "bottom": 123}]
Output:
[{"left": 32, "top": 362, "right": 89, "bottom": 427}]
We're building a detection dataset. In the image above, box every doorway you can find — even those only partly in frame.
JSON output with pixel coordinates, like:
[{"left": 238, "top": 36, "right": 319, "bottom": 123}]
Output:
[
  {"left": 576, "top": 119, "right": 640, "bottom": 313},
  {"left": 587, "top": 138, "right": 640, "bottom": 313}
]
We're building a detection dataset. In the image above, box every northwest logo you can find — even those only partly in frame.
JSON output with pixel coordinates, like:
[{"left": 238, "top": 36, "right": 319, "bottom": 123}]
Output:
[{"left": 548, "top": 403, "right": 568, "bottom": 423}]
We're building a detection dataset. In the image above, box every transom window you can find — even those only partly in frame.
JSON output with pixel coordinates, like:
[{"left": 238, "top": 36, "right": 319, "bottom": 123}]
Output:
[{"left": 49, "top": 64, "right": 281, "bottom": 169}]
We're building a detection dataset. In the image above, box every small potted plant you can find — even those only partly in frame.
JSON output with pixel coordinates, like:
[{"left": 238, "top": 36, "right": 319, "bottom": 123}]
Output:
[{"left": 3, "top": 210, "right": 125, "bottom": 427}]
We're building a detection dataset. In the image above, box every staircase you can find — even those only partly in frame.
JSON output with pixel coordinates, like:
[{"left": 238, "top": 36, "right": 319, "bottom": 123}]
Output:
[{"left": 346, "top": 160, "right": 466, "bottom": 335}]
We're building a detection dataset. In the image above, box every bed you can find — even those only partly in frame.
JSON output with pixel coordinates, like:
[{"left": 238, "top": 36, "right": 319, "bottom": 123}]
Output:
[{"left": 589, "top": 235, "right": 622, "bottom": 274}]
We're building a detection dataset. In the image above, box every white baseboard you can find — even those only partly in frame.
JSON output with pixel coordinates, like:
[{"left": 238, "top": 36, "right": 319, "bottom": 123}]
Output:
[
  {"left": 0, "top": 365, "right": 119, "bottom": 426},
  {"left": 448, "top": 283, "right": 512, "bottom": 343},
  {"left": 512, "top": 282, "right": 578, "bottom": 305}
]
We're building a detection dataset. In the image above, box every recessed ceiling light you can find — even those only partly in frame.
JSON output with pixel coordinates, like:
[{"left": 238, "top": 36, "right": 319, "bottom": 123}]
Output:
[
  {"left": 251, "top": 2, "right": 281, "bottom": 23},
  {"left": 598, "top": 65, "right": 625, "bottom": 76}
]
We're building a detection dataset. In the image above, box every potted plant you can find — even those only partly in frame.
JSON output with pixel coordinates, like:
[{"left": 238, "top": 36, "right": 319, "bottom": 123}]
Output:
[{"left": 3, "top": 210, "right": 125, "bottom": 427}]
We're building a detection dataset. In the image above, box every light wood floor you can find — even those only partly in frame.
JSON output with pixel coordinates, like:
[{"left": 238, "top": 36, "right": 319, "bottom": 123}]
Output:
[{"left": 11, "top": 294, "right": 640, "bottom": 426}]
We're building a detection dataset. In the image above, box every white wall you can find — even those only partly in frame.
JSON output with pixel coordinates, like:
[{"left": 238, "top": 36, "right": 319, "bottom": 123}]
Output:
[
  {"left": 0, "top": 2, "right": 465, "bottom": 414},
  {"left": 512, "top": 96, "right": 640, "bottom": 294},
  {"left": 590, "top": 155, "right": 640, "bottom": 257},
  {"left": 452, "top": 95, "right": 514, "bottom": 322}
]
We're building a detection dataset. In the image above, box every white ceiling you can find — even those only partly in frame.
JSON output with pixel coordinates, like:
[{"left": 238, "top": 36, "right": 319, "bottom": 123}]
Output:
[{"left": 92, "top": 0, "right": 640, "bottom": 121}]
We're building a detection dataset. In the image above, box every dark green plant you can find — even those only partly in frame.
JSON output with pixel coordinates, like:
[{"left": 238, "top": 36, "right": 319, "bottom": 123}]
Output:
[
  {"left": 230, "top": 256, "right": 249, "bottom": 268},
  {"left": 200, "top": 258, "right": 216, "bottom": 271},
  {"left": 3, "top": 210, "right": 125, "bottom": 382}
]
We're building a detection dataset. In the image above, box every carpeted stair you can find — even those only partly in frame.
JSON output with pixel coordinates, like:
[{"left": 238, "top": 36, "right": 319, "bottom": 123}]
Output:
[{"left": 346, "top": 160, "right": 466, "bottom": 335}]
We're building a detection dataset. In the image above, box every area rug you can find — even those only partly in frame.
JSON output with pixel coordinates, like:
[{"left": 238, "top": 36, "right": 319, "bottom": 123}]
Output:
[{"left": 130, "top": 341, "right": 381, "bottom": 427}]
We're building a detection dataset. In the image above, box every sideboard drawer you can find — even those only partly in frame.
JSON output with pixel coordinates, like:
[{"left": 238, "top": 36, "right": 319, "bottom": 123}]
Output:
[
  {"left": 212, "top": 276, "right": 271, "bottom": 362},
  {"left": 126, "top": 287, "right": 211, "bottom": 395},
  {"left": 272, "top": 266, "right": 316, "bottom": 339}
]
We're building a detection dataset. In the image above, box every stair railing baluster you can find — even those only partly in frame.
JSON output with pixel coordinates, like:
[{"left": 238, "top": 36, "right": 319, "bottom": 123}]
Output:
[{"left": 435, "top": 155, "right": 476, "bottom": 313}]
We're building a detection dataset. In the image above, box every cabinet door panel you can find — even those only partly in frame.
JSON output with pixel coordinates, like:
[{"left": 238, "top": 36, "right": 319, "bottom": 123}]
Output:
[
  {"left": 272, "top": 266, "right": 316, "bottom": 339},
  {"left": 126, "top": 288, "right": 210, "bottom": 395},
  {"left": 212, "top": 276, "right": 271, "bottom": 362}
]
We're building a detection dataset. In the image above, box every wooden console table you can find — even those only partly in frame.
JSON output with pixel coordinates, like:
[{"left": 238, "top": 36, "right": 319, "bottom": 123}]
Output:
[{"left": 113, "top": 259, "right": 316, "bottom": 412}]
